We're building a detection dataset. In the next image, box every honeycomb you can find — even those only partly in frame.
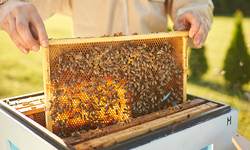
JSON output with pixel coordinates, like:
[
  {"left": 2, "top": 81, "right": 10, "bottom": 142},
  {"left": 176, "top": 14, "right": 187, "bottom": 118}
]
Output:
[
  {"left": 43, "top": 31, "right": 189, "bottom": 137},
  {"left": 33, "top": 112, "right": 46, "bottom": 127}
]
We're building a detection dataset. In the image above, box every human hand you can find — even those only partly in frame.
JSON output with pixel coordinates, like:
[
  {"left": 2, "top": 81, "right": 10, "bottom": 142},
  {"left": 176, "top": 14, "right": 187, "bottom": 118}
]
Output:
[
  {"left": 173, "top": 10, "right": 210, "bottom": 49},
  {"left": 0, "top": 1, "right": 48, "bottom": 54}
]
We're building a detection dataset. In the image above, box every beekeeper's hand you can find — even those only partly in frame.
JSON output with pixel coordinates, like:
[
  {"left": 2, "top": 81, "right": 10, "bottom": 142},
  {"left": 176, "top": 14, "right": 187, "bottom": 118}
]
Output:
[
  {"left": 0, "top": 1, "right": 48, "bottom": 54},
  {"left": 173, "top": 10, "right": 210, "bottom": 49}
]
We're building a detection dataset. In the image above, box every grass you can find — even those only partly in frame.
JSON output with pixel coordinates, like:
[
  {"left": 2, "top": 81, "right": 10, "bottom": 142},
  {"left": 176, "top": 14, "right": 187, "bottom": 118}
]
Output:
[{"left": 0, "top": 14, "right": 250, "bottom": 140}]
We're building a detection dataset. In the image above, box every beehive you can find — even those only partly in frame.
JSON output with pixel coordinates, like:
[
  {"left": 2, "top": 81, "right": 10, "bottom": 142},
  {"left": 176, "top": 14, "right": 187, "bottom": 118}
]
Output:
[
  {"left": 5, "top": 94, "right": 46, "bottom": 127},
  {"left": 42, "top": 31, "right": 189, "bottom": 138}
]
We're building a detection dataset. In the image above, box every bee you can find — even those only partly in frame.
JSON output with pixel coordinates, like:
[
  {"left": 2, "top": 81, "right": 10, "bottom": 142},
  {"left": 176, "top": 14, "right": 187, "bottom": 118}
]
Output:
[
  {"left": 80, "top": 130, "right": 86, "bottom": 134},
  {"left": 176, "top": 81, "right": 182, "bottom": 85},
  {"left": 102, "top": 99, "right": 107, "bottom": 104},
  {"left": 79, "top": 113, "right": 83, "bottom": 119},
  {"left": 110, "top": 86, "right": 115, "bottom": 91},
  {"left": 76, "top": 104, "right": 81, "bottom": 109},
  {"left": 71, "top": 132, "right": 80, "bottom": 137},
  {"left": 54, "top": 121, "right": 59, "bottom": 127},
  {"left": 95, "top": 108, "right": 101, "bottom": 111},
  {"left": 31, "top": 106, "right": 36, "bottom": 110},
  {"left": 98, "top": 119, "right": 104, "bottom": 122},
  {"left": 104, "top": 106, "right": 109, "bottom": 113},
  {"left": 117, "top": 120, "right": 126, "bottom": 126},
  {"left": 118, "top": 102, "right": 122, "bottom": 108},
  {"left": 69, "top": 106, "right": 73, "bottom": 112},
  {"left": 86, "top": 53, "right": 90, "bottom": 59},
  {"left": 125, "top": 117, "right": 133, "bottom": 123},
  {"left": 132, "top": 32, "right": 138, "bottom": 36},
  {"left": 6, "top": 100, "right": 10, "bottom": 105},
  {"left": 124, "top": 108, "right": 129, "bottom": 111},
  {"left": 92, "top": 114, "right": 97, "bottom": 120},
  {"left": 52, "top": 115, "right": 56, "bottom": 121},
  {"left": 178, "top": 87, "right": 183, "bottom": 91},
  {"left": 98, "top": 104, "right": 105, "bottom": 108},
  {"left": 87, "top": 115, "right": 93, "bottom": 121}
]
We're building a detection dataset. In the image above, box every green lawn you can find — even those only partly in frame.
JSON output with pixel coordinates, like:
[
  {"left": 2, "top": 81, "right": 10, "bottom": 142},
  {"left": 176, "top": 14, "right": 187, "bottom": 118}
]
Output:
[{"left": 0, "top": 14, "right": 250, "bottom": 140}]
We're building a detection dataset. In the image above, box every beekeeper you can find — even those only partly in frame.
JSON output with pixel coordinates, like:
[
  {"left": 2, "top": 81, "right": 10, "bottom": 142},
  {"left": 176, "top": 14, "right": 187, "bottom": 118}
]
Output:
[{"left": 0, "top": 0, "right": 214, "bottom": 54}]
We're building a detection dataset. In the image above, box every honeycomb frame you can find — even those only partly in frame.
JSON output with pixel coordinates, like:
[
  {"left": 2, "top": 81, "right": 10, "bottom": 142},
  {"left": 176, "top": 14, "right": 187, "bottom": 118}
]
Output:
[{"left": 42, "top": 31, "right": 189, "bottom": 137}]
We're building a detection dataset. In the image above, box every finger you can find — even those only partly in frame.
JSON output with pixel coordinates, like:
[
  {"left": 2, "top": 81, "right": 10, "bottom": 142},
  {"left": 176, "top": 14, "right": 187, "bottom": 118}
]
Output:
[
  {"left": 199, "top": 26, "right": 208, "bottom": 47},
  {"left": 15, "top": 14, "right": 40, "bottom": 52},
  {"left": 6, "top": 16, "right": 31, "bottom": 53},
  {"left": 8, "top": 15, "right": 30, "bottom": 49},
  {"left": 5, "top": 25, "right": 29, "bottom": 53},
  {"left": 29, "top": 7, "right": 48, "bottom": 48},
  {"left": 30, "top": 25, "right": 38, "bottom": 40},
  {"left": 193, "top": 23, "right": 208, "bottom": 48},
  {"left": 11, "top": 37, "right": 30, "bottom": 54},
  {"left": 173, "top": 22, "right": 190, "bottom": 31},
  {"left": 173, "top": 16, "right": 190, "bottom": 32},
  {"left": 177, "top": 11, "right": 202, "bottom": 38},
  {"left": 203, "top": 17, "right": 210, "bottom": 31},
  {"left": 187, "top": 15, "right": 201, "bottom": 38}
]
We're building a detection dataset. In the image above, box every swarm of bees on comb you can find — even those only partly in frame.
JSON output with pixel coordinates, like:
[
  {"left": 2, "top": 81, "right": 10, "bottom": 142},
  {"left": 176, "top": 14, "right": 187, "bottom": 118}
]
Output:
[{"left": 48, "top": 38, "right": 184, "bottom": 138}]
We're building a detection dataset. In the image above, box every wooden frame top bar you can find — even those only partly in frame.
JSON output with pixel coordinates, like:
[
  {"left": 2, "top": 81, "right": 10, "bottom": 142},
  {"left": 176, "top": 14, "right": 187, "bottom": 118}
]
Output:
[{"left": 48, "top": 31, "right": 189, "bottom": 45}]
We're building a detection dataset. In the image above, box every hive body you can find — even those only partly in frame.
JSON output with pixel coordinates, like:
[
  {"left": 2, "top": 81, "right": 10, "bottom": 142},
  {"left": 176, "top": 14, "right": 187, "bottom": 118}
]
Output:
[{"left": 43, "top": 31, "right": 189, "bottom": 137}]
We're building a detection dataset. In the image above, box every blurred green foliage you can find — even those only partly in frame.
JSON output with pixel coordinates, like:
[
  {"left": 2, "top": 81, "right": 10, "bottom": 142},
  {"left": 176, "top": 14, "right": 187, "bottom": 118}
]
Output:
[
  {"left": 188, "top": 46, "right": 208, "bottom": 80},
  {"left": 223, "top": 10, "right": 250, "bottom": 90},
  {"left": 213, "top": 0, "right": 250, "bottom": 16}
]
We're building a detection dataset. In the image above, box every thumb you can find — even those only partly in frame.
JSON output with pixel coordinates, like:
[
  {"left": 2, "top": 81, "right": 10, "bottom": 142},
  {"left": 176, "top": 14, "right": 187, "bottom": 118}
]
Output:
[{"left": 173, "top": 17, "right": 190, "bottom": 31}]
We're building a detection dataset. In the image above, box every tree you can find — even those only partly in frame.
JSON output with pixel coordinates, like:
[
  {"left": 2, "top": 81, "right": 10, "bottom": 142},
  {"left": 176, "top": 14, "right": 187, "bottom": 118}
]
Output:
[
  {"left": 188, "top": 46, "right": 208, "bottom": 80},
  {"left": 223, "top": 10, "right": 250, "bottom": 90}
]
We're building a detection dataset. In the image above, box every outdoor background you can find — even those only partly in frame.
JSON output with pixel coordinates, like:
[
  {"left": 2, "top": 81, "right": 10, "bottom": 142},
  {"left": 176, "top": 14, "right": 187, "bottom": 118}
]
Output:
[{"left": 0, "top": 0, "right": 250, "bottom": 141}]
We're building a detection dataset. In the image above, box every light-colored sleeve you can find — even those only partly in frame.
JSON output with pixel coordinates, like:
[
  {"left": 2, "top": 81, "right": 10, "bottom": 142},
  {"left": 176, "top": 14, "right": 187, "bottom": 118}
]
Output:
[
  {"left": 166, "top": 0, "right": 214, "bottom": 29},
  {"left": 28, "top": 0, "right": 72, "bottom": 20}
]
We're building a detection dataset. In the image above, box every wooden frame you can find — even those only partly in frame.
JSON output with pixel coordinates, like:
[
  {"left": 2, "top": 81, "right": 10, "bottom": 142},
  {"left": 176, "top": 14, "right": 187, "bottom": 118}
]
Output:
[
  {"left": 73, "top": 102, "right": 218, "bottom": 149},
  {"left": 42, "top": 31, "right": 189, "bottom": 132}
]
